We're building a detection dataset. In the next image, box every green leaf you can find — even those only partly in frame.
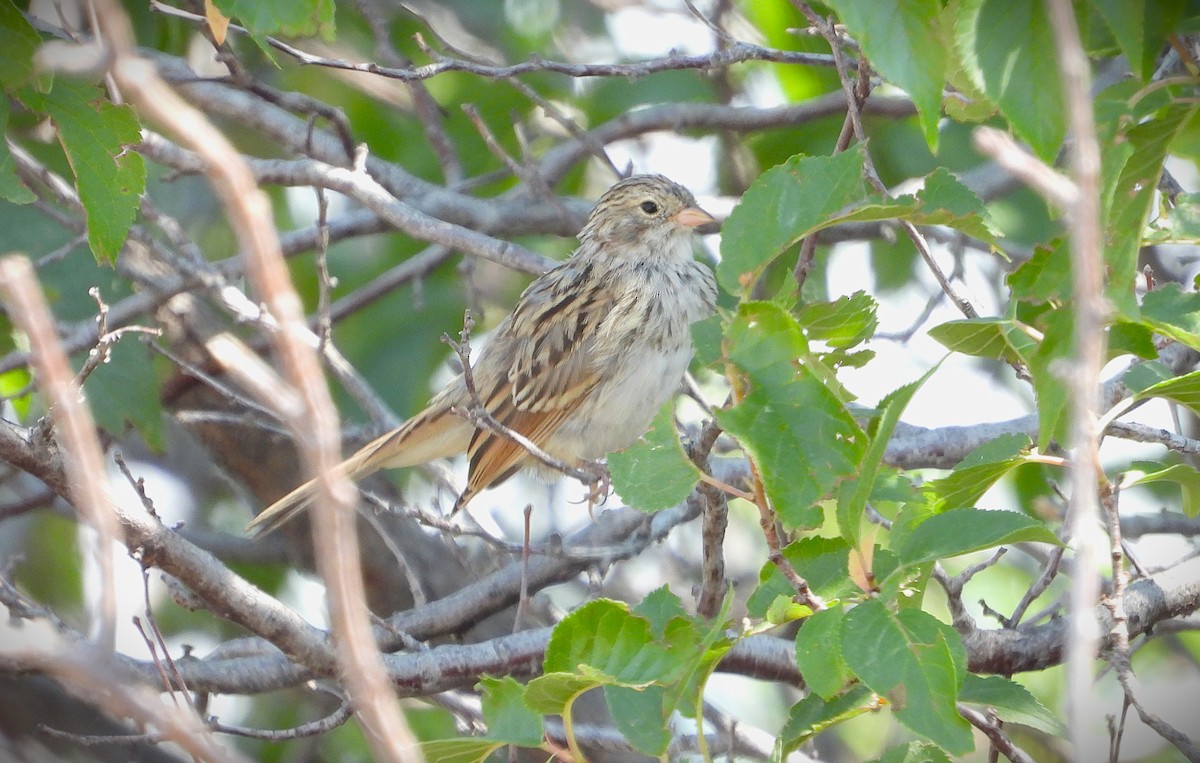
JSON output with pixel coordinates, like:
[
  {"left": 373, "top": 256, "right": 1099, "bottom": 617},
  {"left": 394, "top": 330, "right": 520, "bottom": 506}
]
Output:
[
  {"left": 1141, "top": 284, "right": 1200, "bottom": 350},
  {"left": 0, "top": 97, "right": 35, "bottom": 204},
  {"left": 19, "top": 80, "right": 145, "bottom": 264},
  {"left": 1092, "top": 0, "right": 1185, "bottom": 81},
  {"left": 543, "top": 599, "right": 684, "bottom": 686},
  {"left": 604, "top": 685, "right": 671, "bottom": 756},
  {"left": 923, "top": 433, "right": 1032, "bottom": 513},
  {"left": 747, "top": 537, "right": 899, "bottom": 618},
  {"left": 0, "top": 0, "right": 41, "bottom": 90},
  {"left": 798, "top": 290, "right": 878, "bottom": 349},
  {"left": 608, "top": 403, "right": 700, "bottom": 512},
  {"left": 960, "top": 674, "right": 1066, "bottom": 735},
  {"left": 828, "top": 170, "right": 1000, "bottom": 245},
  {"left": 839, "top": 367, "right": 938, "bottom": 544},
  {"left": 1105, "top": 104, "right": 1196, "bottom": 313},
  {"left": 1124, "top": 360, "right": 1174, "bottom": 392},
  {"left": 777, "top": 684, "right": 878, "bottom": 755},
  {"left": 956, "top": 0, "right": 1065, "bottom": 161},
  {"left": 631, "top": 585, "right": 689, "bottom": 638},
  {"left": 716, "top": 304, "right": 866, "bottom": 529},
  {"left": 691, "top": 313, "right": 725, "bottom": 367},
  {"left": 897, "top": 508, "right": 1060, "bottom": 565},
  {"left": 1028, "top": 306, "right": 1074, "bottom": 449},
  {"left": 1132, "top": 368, "right": 1200, "bottom": 418},
  {"left": 524, "top": 671, "right": 604, "bottom": 715},
  {"left": 82, "top": 336, "right": 164, "bottom": 451},
  {"left": 1107, "top": 320, "right": 1157, "bottom": 360},
  {"left": 1144, "top": 193, "right": 1200, "bottom": 245},
  {"left": 872, "top": 741, "right": 953, "bottom": 763},
  {"left": 904, "top": 168, "right": 1000, "bottom": 243},
  {"left": 765, "top": 595, "right": 814, "bottom": 625},
  {"left": 928, "top": 317, "right": 1036, "bottom": 364},
  {"left": 1008, "top": 244, "right": 1070, "bottom": 304},
  {"left": 826, "top": 0, "right": 945, "bottom": 149},
  {"left": 717, "top": 150, "right": 869, "bottom": 294},
  {"left": 419, "top": 739, "right": 505, "bottom": 763},
  {"left": 842, "top": 601, "right": 974, "bottom": 755},
  {"left": 794, "top": 606, "right": 853, "bottom": 699},
  {"left": 212, "top": 0, "right": 335, "bottom": 40},
  {"left": 1122, "top": 462, "right": 1200, "bottom": 518},
  {"left": 479, "top": 676, "right": 542, "bottom": 746}
]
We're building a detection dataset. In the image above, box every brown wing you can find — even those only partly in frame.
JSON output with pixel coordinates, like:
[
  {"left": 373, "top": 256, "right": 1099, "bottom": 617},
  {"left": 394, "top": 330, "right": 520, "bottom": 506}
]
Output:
[{"left": 456, "top": 260, "right": 614, "bottom": 509}]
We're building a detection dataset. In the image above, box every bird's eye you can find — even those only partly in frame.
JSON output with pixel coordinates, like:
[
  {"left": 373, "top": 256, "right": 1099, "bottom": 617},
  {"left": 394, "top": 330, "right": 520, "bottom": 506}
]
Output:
[{"left": 640, "top": 200, "right": 659, "bottom": 214}]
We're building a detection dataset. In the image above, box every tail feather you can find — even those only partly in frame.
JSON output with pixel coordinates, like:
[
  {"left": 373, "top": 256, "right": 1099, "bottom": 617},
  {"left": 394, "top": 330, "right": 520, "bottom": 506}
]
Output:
[{"left": 245, "top": 405, "right": 469, "bottom": 537}]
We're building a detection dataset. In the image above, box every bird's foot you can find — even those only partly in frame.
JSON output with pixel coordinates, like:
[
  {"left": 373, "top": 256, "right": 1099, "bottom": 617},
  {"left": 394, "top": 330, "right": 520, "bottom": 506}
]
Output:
[{"left": 576, "top": 460, "right": 611, "bottom": 519}]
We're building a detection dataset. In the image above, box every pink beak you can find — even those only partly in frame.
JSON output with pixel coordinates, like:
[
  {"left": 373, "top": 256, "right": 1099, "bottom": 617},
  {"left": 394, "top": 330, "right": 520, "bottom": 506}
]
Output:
[{"left": 671, "top": 206, "right": 715, "bottom": 228}]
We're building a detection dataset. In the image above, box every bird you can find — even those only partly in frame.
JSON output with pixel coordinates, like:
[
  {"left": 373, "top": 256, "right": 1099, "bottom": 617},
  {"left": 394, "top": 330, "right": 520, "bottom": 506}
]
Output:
[{"left": 246, "top": 174, "right": 718, "bottom": 537}]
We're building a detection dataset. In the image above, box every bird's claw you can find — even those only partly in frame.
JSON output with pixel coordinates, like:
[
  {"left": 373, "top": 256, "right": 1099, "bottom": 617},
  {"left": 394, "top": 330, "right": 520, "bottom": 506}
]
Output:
[{"left": 577, "top": 460, "right": 611, "bottom": 519}]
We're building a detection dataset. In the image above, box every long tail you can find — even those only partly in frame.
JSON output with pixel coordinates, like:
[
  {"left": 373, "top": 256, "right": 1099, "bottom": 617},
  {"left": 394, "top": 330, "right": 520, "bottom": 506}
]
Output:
[{"left": 245, "top": 403, "right": 467, "bottom": 537}]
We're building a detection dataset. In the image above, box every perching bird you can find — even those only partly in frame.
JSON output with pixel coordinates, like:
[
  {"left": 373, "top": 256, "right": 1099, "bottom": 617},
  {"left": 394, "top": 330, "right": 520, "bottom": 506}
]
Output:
[{"left": 247, "top": 174, "right": 717, "bottom": 536}]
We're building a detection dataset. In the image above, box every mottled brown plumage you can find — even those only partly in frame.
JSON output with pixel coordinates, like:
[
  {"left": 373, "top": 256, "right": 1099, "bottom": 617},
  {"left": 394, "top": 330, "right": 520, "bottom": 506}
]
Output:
[{"left": 247, "top": 175, "right": 717, "bottom": 536}]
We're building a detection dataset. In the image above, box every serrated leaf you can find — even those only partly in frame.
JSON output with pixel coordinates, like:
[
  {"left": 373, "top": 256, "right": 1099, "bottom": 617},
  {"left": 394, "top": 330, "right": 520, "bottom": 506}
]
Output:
[
  {"left": 798, "top": 290, "right": 878, "bottom": 349},
  {"left": 1122, "top": 462, "right": 1200, "bottom": 518},
  {"left": 826, "top": 0, "right": 945, "bottom": 149},
  {"left": 631, "top": 585, "right": 689, "bottom": 638},
  {"left": 842, "top": 601, "right": 974, "bottom": 755},
  {"left": 479, "top": 676, "right": 542, "bottom": 746},
  {"left": 419, "top": 739, "right": 505, "bottom": 763},
  {"left": 608, "top": 403, "right": 700, "bottom": 512},
  {"left": 777, "top": 684, "right": 878, "bottom": 755},
  {"left": 0, "top": 0, "right": 41, "bottom": 90},
  {"left": 716, "top": 303, "right": 866, "bottom": 530},
  {"left": 928, "top": 318, "right": 1037, "bottom": 364},
  {"left": 897, "top": 508, "right": 1060, "bottom": 565},
  {"left": 20, "top": 80, "right": 145, "bottom": 264},
  {"left": 543, "top": 599, "right": 685, "bottom": 685},
  {"left": 829, "top": 170, "right": 1000, "bottom": 245},
  {"left": 1141, "top": 284, "right": 1200, "bottom": 350},
  {"left": 906, "top": 168, "right": 1000, "bottom": 243},
  {"left": 1008, "top": 244, "right": 1070, "bottom": 304},
  {"left": 960, "top": 673, "right": 1065, "bottom": 735},
  {"left": 956, "top": 0, "right": 1065, "bottom": 161},
  {"left": 718, "top": 150, "right": 869, "bottom": 294},
  {"left": 795, "top": 606, "right": 853, "bottom": 699}
]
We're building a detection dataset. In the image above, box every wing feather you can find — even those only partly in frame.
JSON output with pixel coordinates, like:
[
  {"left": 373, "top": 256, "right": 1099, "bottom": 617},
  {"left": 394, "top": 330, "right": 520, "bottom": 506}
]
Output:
[{"left": 455, "top": 260, "right": 614, "bottom": 507}]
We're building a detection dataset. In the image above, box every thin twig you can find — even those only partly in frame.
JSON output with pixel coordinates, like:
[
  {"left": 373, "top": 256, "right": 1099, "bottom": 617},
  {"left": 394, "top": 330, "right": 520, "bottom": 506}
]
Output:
[
  {"left": 0, "top": 257, "right": 120, "bottom": 653},
  {"left": 1044, "top": 1, "right": 1107, "bottom": 756}
]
